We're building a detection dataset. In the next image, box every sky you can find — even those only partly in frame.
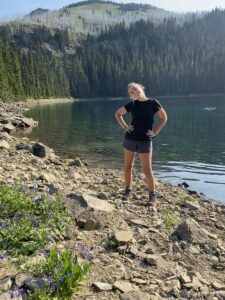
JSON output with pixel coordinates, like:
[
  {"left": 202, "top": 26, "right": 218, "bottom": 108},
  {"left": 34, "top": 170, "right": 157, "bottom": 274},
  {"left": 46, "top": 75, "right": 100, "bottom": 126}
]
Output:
[{"left": 1, "top": 0, "right": 225, "bottom": 20}]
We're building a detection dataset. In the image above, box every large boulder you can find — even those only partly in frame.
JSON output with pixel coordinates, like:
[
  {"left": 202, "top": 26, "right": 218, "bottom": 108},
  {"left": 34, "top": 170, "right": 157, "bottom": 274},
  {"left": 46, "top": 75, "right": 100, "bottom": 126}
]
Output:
[
  {"left": 32, "top": 142, "right": 54, "bottom": 158},
  {"left": 171, "top": 218, "right": 217, "bottom": 244},
  {"left": 21, "top": 117, "right": 38, "bottom": 127}
]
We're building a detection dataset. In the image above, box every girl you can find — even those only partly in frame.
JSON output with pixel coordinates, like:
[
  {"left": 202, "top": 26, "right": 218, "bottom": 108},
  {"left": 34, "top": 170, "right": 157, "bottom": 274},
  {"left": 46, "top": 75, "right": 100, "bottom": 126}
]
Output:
[{"left": 115, "top": 82, "right": 168, "bottom": 205}]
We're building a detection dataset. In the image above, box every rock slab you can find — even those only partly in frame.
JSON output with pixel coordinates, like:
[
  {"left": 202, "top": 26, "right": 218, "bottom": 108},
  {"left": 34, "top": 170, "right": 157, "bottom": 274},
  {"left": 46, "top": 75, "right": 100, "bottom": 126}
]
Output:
[{"left": 80, "top": 193, "right": 114, "bottom": 212}]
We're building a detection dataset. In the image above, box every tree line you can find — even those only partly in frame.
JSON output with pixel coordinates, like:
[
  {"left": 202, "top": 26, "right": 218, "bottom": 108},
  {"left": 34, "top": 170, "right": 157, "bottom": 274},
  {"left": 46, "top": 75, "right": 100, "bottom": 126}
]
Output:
[{"left": 0, "top": 9, "right": 225, "bottom": 101}]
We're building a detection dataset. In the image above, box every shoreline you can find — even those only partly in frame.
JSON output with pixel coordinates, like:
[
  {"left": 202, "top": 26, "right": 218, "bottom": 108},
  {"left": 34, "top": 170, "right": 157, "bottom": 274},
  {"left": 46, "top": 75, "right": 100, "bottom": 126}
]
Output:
[
  {"left": 19, "top": 97, "right": 77, "bottom": 106},
  {"left": 15, "top": 91, "right": 225, "bottom": 107}
]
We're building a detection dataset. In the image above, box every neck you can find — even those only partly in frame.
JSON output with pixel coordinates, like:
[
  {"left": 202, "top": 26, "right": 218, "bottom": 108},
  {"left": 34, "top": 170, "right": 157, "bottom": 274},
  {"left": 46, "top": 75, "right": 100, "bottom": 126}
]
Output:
[{"left": 137, "top": 96, "right": 148, "bottom": 101}]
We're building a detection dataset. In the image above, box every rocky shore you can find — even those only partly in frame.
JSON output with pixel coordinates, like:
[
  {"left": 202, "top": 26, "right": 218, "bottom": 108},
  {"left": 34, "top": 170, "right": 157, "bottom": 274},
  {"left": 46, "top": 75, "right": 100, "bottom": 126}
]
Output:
[{"left": 0, "top": 100, "right": 225, "bottom": 300}]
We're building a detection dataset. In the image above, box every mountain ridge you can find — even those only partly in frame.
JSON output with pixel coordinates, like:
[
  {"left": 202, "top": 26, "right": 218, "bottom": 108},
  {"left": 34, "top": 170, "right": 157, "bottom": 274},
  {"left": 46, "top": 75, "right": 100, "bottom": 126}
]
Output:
[{"left": 9, "top": 0, "right": 181, "bottom": 38}]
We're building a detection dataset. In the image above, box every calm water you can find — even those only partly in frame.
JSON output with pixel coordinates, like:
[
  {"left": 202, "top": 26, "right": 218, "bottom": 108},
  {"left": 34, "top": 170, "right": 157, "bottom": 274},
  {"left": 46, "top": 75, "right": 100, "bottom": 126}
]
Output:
[{"left": 25, "top": 95, "right": 225, "bottom": 202}]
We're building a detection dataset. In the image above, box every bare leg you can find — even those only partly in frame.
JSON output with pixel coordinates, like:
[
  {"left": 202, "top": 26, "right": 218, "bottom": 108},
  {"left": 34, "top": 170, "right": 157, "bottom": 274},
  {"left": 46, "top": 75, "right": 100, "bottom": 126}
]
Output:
[
  {"left": 124, "top": 148, "right": 136, "bottom": 188},
  {"left": 139, "top": 152, "right": 155, "bottom": 192}
]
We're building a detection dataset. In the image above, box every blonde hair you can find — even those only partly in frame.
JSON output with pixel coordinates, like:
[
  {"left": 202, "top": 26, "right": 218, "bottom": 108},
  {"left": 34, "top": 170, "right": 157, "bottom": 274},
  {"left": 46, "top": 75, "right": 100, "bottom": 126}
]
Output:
[{"left": 127, "top": 82, "right": 146, "bottom": 98}]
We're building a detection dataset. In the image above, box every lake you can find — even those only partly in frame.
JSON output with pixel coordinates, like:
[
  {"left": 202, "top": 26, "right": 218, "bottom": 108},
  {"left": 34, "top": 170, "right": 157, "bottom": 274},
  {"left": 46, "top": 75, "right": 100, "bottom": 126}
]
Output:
[{"left": 25, "top": 95, "right": 225, "bottom": 203}]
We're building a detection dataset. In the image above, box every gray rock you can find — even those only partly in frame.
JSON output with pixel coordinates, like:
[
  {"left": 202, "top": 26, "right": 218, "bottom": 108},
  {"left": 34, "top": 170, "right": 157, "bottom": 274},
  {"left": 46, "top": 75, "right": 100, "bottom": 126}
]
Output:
[
  {"left": 0, "top": 140, "right": 10, "bottom": 150},
  {"left": 21, "top": 117, "right": 37, "bottom": 127},
  {"left": 98, "top": 192, "right": 108, "bottom": 200},
  {"left": 130, "top": 219, "right": 149, "bottom": 228},
  {"left": 120, "top": 291, "right": 155, "bottom": 300},
  {"left": 0, "top": 132, "right": 10, "bottom": 139},
  {"left": 171, "top": 218, "right": 215, "bottom": 244},
  {"left": 0, "top": 292, "right": 22, "bottom": 300},
  {"left": 131, "top": 278, "right": 147, "bottom": 285},
  {"left": 114, "top": 230, "right": 133, "bottom": 246},
  {"left": 24, "top": 277, "right": 48, "bottom": 291},
  {"left": 180, "top": 274, "right": 192, "bottom": 284},
  {"left": 180, "top": 181, "right": 190, "bottom": 188},
  {"left": 3, "top": 123, "right": 15, "bottom": 134},
  {"left": 216, "top": 291, "right": 225, "bottom": 300},
  {"left": 145, "top": 254, "right": 169, "bottom": 269},
  {"left": 0, "top": 278, "right": 12, "bottom": 292},
  {"left": 180, "top": 289, "right": 190, "bottom": 298},
  {"left": 113, "top": 280, "right": 139, "bottom": 293},
  {"left": 92, "top": 282, "right": 112, "bottom": 291},
  {"left": 211, "top": 282, "right": 225, "bottom": 291},
  {"left": 39, "top": 173, "right": 56, "bottom": 183},
  {"left": 80, "top": 193, "right": 114, "bottom": 212},
  {"left": 184, "top": 201, "right": 200, "bottom": 210},
  {"left": 16, "top": 143, "right": 32, "bottom": 152},
  {"left": 32, "top": 142, "right": 53, "bottom": 158},
  {"left": 66, "top": 170, "right": 82, "bottom": 180},
  {"left": 129, "top": 245, "right": 139, "bottom": 257},
  {"left": 68, "top": 158, "right": 83, "bottom": 167},
  {"left": 48, "top": 156, "right": 62, "bottom": 165},
  {"left": 83, "top": 218, "right": 101, "bottom": 231},
  {"left": 15, "top": 274, "right": 31, "bottom": 287}
]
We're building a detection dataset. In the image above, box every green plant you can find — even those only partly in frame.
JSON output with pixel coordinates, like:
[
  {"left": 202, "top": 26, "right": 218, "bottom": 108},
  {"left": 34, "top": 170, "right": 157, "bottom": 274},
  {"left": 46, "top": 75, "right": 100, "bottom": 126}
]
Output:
[
  {"left": 164, "top": 213, "right": 181, "bottom": 230},
  {"left": 103, "top": 238, "right": 117, "bottom": 251},
  {"left": 0, "top": 184, "right": 74, "bottom": 256},
  {"left": 29, "top": 249, "right": 90, "bottom": 299},
  {"left": 176, "top": 193, "right": 198, "bottom": 204}
]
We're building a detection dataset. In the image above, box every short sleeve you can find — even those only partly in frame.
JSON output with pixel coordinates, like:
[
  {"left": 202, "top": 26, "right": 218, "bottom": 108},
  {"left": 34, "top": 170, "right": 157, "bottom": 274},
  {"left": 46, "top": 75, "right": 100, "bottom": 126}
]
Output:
[
  {"left": 124, "top": 101, "right": 134, "bottom": 113},
  {"left": 152, "top": 99, "right": 162, "bottom": 113}
]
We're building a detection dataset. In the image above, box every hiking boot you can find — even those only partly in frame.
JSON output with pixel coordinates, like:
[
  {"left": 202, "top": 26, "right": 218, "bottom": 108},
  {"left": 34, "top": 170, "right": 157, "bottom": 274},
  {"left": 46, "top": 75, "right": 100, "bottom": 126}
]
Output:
[
  {"left": 122, "top": 187, "right": 132, "bottom": 201},
  {"left": 148, "top": 191, "right": 157, "bottom": 206}
]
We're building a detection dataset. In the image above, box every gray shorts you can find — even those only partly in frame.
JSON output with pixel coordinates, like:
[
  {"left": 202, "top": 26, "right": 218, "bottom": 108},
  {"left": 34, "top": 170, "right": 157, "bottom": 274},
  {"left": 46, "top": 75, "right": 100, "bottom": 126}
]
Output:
[{"left": 123, "top": 138, "right": 153, "bottom": 153}]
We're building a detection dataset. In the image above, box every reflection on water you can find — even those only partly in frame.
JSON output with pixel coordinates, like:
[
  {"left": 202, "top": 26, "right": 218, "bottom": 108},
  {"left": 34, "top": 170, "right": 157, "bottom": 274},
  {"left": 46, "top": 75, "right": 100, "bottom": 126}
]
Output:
[
  {"left": 25, "top": 95, "right": 225, "bottom": 202},
  {"left": 155, "top": 161, "right": 225, "bottom": 202}
]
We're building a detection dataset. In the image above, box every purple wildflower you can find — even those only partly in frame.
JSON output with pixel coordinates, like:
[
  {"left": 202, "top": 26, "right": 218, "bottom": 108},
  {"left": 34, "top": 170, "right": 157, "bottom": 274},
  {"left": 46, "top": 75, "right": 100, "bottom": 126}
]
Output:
[
  {"left": 45, "top": 248, "right": 51, "bottom": 255},
  {"left": 31, "top": 185, "right": 38, "bottom": 190},
  {"left": 67, "top": 273, "right": 72, "bottom": 278},
  {"left": 59, "top": 277, "right": 63, "bottom": 283},
  {"left": 51, "top": 284, "right": 57, "bottom": 290},
  {"left": 48, "top": 277, "right": 53, "bottom": 283},
  {"left": 17, "top": 289, "right": 23, "bottom": 296}
]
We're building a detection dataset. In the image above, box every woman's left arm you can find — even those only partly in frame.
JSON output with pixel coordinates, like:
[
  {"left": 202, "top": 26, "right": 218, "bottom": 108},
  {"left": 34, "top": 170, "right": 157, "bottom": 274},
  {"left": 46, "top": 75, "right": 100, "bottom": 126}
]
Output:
[{"left": 153, "top": 108, "right": 168, "bottom": 135}]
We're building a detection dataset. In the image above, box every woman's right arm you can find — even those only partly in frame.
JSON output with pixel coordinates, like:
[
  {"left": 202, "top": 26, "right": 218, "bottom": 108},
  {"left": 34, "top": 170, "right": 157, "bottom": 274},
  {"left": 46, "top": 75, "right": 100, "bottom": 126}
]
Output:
[{"left": 115, "top": 107, "right": 134, "bottom": 133}]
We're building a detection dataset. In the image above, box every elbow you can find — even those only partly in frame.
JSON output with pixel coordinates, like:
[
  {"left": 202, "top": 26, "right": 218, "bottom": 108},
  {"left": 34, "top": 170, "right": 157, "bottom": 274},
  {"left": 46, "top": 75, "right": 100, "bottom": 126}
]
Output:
[
  {"left": 163, "top": 113, "right": 168, "bottom": 123},
  {"left": 115, "top": 111, "right": 120, "bottom": 118}
]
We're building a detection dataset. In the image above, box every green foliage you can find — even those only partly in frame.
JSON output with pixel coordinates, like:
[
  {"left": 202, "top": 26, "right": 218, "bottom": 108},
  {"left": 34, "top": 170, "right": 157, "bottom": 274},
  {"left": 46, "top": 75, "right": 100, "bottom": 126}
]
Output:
[
  {"left": 103, "top": 237, "right": 117, "bottom": 251},
  {"left": 164, "top": 213, "right": 181, "bottom": 230},
  {"left": 176, "top": 193, "right": 199, "bottom": 204},
  {"left": 0, "top": 184, "right": 73, "bottom": 256},
  {"left": 29, "top": 249, "right": 90, "bottom": 300}
]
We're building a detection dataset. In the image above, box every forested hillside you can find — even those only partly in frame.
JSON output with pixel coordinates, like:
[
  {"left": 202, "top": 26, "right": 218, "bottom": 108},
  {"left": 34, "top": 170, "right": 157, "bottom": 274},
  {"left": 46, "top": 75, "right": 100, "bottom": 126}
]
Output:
[
  {"left": 0, "top": 3, "right": 225, "bottom": 102},
  {"left": 17, "top": 0, "right": 180, "bottom": 37}
]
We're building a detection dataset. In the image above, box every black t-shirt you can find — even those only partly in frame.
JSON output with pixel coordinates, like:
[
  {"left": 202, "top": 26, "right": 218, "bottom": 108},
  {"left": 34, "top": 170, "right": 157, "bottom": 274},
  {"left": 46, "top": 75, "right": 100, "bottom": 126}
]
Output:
[{"left": 124, "top": 98, "right": 162, "bottom": 141}]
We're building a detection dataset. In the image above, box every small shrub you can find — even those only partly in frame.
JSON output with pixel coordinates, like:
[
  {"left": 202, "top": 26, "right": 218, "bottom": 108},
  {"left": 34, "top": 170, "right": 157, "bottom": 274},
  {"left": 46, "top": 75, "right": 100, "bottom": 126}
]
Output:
[
  {"left": 103, "top": 238, "right": 117, "bottom": 251},
  {"left": 29, "top": 249, "right": 90, "bottom": 299}
]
